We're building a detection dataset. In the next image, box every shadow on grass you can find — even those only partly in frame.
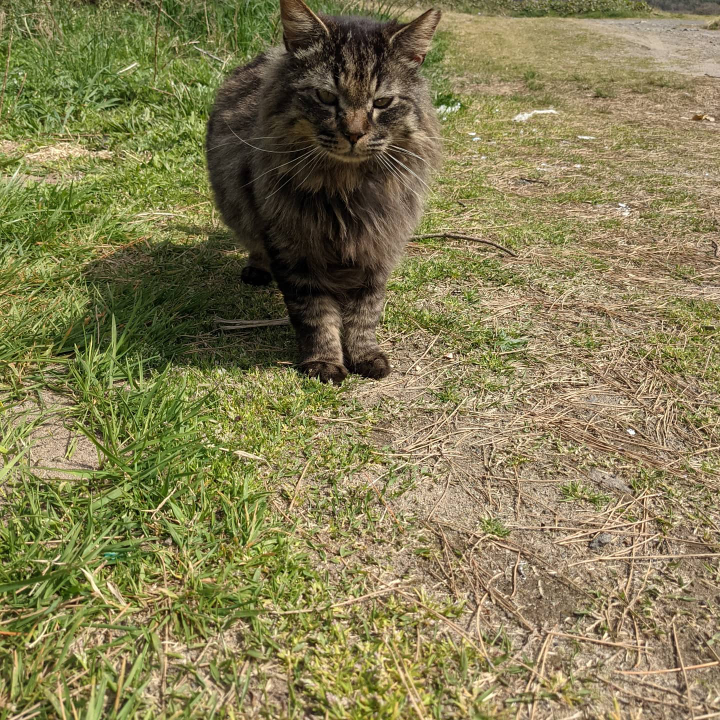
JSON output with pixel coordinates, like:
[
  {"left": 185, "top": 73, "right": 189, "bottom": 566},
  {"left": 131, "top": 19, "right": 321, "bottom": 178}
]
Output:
[{"left": 68, "top": 223, "right": 295, "bottom": 372}]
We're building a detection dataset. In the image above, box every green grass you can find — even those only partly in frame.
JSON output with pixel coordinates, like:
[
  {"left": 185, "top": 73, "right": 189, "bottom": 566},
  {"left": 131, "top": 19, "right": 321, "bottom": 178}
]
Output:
[{"left": 560, "top": 481, "right": 611, "bottom": 508}]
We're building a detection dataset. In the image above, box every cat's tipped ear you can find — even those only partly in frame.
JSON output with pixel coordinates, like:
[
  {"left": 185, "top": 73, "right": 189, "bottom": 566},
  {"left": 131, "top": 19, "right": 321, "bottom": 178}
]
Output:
[
  {"left": 280, "top": 0, "right": 329, "bottom": 52},
  {"left": 389, "top": 8, "right": 441, "bottom": 65}
]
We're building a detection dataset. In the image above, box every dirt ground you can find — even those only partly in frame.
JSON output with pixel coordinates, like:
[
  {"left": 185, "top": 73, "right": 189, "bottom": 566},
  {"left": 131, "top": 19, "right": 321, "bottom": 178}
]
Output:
[{"left": 578, "top": 18, "right": 720, "bottom": 77}]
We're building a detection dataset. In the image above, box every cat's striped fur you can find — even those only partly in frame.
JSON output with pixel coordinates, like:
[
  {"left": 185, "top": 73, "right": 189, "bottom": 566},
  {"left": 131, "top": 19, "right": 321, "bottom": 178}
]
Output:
[{"left": 206, "top": 0, "right": 441, "bottom": 383}]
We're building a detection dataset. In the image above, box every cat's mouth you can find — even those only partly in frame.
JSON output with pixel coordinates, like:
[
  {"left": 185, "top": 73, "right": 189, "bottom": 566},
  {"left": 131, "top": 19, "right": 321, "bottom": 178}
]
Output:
[
  {"left": 315, "top": 136, "right": 380, "bottom": 164},
  {"left": 330, "top": 150, "right": 370, "bottom": 164},
  {"left": 322, "top": 144, "right": 379, "bottom": 164}
]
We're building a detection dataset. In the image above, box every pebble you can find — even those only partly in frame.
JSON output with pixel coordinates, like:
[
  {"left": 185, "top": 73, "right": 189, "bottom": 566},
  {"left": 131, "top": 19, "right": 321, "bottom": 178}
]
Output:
[{"left": 589, "top": 533, "right": 614, "bottom": 551}]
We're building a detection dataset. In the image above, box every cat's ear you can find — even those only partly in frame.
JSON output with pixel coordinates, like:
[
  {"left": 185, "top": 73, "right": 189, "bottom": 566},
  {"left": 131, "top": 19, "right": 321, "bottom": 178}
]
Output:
[
  {"left": 279, "top": 0, "right": 329, "bottom": 52},
  {"left": 389, "top": 8, "right": 441, "bottom": 65}
]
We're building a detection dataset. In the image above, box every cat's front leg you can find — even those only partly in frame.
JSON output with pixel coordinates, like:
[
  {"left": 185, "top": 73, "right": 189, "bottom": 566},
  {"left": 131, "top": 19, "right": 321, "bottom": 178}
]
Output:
[
  {"left": 341, "top": 284, "right": 391, "bottom": 380},
  {"left": 281, "top": 287, "right": 348, "bottom": 385}
]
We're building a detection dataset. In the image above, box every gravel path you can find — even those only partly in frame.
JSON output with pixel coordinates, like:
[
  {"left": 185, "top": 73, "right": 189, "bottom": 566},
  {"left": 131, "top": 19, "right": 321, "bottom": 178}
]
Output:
[{"left": 578, "top": 18, "right": 720, "bottom": 78}]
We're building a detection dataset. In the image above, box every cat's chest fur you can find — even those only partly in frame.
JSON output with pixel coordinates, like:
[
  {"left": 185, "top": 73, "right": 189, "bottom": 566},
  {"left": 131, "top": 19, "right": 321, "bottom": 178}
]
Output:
[{"left": 256, "top": 165, "right": 421, "bottom": 276}]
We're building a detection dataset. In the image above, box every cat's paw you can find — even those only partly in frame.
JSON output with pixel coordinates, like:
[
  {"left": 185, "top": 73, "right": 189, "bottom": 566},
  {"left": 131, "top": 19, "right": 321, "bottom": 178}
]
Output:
[
  {"left": 241, "top": 265, "right": 273, "bottom": 286},
  {"left": 299, "top": 360, "right": 349, "bottom": 385},
  {"left": 349, "top": 351, "right": 391, "bottom": 380}
]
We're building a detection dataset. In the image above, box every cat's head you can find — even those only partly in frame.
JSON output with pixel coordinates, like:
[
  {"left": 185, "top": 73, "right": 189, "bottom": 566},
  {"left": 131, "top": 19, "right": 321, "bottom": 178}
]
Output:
[{"left": 275, "top": 0, "right": 440, "bottom": 163}]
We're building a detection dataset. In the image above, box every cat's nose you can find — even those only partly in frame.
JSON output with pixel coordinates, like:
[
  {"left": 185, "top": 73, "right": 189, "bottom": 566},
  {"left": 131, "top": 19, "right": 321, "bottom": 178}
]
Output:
[{"left": 345, "top": 131, "right": 366, "bottom": 146}]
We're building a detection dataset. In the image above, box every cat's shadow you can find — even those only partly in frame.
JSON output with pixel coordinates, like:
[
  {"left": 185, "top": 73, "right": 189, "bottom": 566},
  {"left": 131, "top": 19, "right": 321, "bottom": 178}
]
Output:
[{"left": 75, "top": 223, "right": 294, "bottom": 372}]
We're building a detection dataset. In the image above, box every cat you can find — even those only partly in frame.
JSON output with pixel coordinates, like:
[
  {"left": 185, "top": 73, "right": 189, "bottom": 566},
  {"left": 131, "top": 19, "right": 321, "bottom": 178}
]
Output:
[{"left": 206, "top": 0, "right": 441, "bottom": 383}]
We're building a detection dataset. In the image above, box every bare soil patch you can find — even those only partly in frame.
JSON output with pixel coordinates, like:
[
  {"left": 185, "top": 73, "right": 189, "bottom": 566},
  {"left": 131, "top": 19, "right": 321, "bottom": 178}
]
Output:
[
  {"left": 0, "top": 140, "right": 21, "bottom": 156},
  {"left": 9, "top": 390, "right": 99, "bottom": 479},
  {"left": 1, "top": 141, "right": 112, "bottom": 184}
]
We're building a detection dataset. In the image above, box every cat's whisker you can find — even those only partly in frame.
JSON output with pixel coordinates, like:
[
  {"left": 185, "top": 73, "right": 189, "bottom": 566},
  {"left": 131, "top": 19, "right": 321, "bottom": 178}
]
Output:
[
  {"left": 225, "top": 134, "right": 297, "bottom": 143},
  {"left": 374, "top": 158, "right": 401, "bottom": 195},
  {"left": 240, "top": 147, "right": 319, "bottom": 190},
  {"left": 264, "top": 148, "right": 322, "bottom": 199},
  {"left": 373, "top": 157, "right": 389, "bottom": 182},
  {"left": 246, "top": 135, "right": 293, "bottom": 141},
  {"left": 208, "top": 139, "right": 314, "bottom": 155},
  {"left": 377, "top": 153, "right": 399, "bottom": 182},
  {"left": 388, "top": 144, "right": 430, "bottom": 166},
  {"left": 378, "top": 156, "right": 405, "bottom": 189},
  {"left": 381, "top": 152, "right": 421, "bottom": 192},
  {"left": 223, "top": 121, "right": 314, "bottom": 154},
  {"left": 388, "top": 163, "right": 425, "bottom": 202},
  {"left": 294, "top": 148, "right": 327, "bottom": 191},
  {"left": 385, "top": 152, "right": 431, "bottom": 192},
  {"left": 377, "top": 153, "right": 423, "bottom": 201},
  {"left": 265, "top": 151, "right": 317, "bottom": 198}
]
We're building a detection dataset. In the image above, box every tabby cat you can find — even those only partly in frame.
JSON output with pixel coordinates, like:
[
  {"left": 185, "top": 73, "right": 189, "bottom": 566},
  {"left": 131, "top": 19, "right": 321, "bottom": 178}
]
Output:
[{"left": 206, "top": 0, "right": 442, "bottom": 383}]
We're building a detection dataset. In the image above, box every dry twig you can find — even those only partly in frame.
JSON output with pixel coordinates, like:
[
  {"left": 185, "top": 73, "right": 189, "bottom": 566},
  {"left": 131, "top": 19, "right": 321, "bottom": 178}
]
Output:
[
  {"left": 0, "top": 30, "right": 11, "bottom": 121},
  {"left": 620, "top": 661, "right": 720, "bottom": 676},
  {"left": 153, "top": 0, "right": 162, "bottom": 82},
  {"left": 215, "top": 317, "right": 290, "bottom": 329},
  {"left": 386, "top": 640, "right": 427, "bottom": 720},
  {"left": 412, "top": 232, "right": 517, "bottom": 257},
  {"left": 673, "top": 621, "right": 696, "bottom": 720}
]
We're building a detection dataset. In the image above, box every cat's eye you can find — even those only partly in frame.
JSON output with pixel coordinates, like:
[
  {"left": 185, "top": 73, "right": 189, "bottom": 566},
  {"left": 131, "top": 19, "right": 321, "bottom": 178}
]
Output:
[
  {"left": 373, "top": 97, "right": 393, "bottom": 109},
  {"left": 317, "top": 89, "right": 337, "bottom": 105}
]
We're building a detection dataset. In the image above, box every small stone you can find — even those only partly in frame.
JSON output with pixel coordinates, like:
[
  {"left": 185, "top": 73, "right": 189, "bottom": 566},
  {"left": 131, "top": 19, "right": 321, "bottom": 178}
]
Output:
[{"left": 589, "top": 533, "right": 614, "bottom": 551}]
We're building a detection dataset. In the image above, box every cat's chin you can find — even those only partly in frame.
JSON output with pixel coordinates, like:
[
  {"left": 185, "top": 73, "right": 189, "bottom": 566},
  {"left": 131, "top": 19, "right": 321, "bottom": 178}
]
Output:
[{"left": 326, "top": 151, "right": 373, "bottom": 165}]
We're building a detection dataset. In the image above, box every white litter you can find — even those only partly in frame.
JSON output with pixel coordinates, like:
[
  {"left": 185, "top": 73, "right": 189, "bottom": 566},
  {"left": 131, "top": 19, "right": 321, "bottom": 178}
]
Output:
[
  {"left": 468, "top": 132, "right": 477, "bottom": 136},
  {"left": 437, "top": 102, "right": 461, "bottom": 117},
  {"left": 574, "top": 164, "right": 582, "bottom": 168},
  {"left": 577, "top": 135, "right": 596, "bottom": 140},
  {"left": 626, "top": 428, "right": 636, "bottom": 436},
  {"left": 472, "top": 137, "right": 481, "bottom": 142},
  {"left": 512, "top": 109, "right": 558, "bottom": 123}
]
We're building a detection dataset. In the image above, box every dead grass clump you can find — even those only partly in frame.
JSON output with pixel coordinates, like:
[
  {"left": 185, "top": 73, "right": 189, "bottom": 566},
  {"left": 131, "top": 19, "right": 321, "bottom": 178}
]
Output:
[{"left": 25, "top": 143, "right": 113, "bottom": 163}]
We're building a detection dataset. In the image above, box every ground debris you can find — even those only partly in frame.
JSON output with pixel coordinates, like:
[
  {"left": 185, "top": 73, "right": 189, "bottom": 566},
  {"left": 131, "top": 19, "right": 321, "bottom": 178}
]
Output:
[
  {"left": 513, "top": 109, "right": 559, "bottom": 122},
  {"left": 691, "top": 113, "right": 716, "bottom": 122},
  {"left": 25, "top": 143, "right": 113, "bottom": 163},
  {"left": 588, "top": 533, "right": 614, "bottom": 551}
]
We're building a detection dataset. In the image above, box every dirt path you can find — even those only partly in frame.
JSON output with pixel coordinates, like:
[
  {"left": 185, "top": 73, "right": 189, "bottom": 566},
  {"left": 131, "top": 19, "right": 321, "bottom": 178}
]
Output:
[{"left": 578, "top": 18, "right": 720, "bottom": 77}]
